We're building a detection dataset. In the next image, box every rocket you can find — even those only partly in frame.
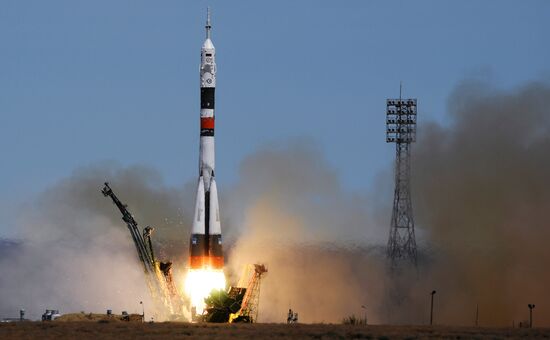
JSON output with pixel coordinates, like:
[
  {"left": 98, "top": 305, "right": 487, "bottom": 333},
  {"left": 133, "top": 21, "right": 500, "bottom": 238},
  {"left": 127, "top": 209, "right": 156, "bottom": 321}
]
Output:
[{"left": 190, "top": 9, "right": 223, "bottom": 270}]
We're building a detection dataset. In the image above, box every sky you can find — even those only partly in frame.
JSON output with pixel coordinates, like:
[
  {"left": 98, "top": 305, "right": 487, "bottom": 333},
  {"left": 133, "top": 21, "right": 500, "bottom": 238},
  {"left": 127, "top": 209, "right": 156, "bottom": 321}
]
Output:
[{"left": 0, "top": 0, "right": 549, "bottom": 236}]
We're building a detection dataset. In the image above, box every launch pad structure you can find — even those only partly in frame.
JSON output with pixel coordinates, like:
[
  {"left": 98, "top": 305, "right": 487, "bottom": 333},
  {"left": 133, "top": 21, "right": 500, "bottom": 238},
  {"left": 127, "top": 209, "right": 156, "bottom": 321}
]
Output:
[
  {"left": 101, "top": 182, "right": 185, "bottom": 318},
  {"left": 229, "top": 264, "right": 268, "bottom": 323},
  {"left": 385, "top": 88, "right": 418, "bottom": 268}
]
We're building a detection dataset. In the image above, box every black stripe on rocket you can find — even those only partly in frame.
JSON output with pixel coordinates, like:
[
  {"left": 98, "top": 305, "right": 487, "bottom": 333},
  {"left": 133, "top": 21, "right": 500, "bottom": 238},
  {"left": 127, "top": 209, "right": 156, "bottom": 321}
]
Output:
[
  {"left": 190, "top": 235, "right": 223, "bottom": 257},
  {"left": 201, "top": 88, "right": 215, "bottom": 109},
  {"left": 201, "top": 129, "right": 215, "bottom": 137},
  {"left": 200, "top": 88, "right": 215, "bottom": 136}
]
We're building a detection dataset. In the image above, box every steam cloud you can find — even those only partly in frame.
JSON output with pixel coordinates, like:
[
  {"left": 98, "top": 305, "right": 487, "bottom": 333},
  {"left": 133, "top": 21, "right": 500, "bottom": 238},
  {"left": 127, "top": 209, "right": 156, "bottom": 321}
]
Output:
[
  {"left": 1, "top": 80, "right": 549, "bottom": 325},
  {"left": 227, "top": 80, "right": 550, "bottom": 325},
  {"left": 411, "top": 80, "right": 550, "bottom": 325},
  {"left": 0, "top": 164, "right": 190, "bottom": 320},
  {"left": 225, "top": 140, "right": 387, "bottom": 323}
]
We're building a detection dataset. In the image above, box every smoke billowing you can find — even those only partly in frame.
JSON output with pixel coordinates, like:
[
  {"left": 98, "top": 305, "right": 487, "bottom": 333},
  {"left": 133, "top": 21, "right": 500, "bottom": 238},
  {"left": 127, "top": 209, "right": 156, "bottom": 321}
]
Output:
[
  {"left": 226, "top": 81, "right": 550, "bottom": 325},
  {"left": 411, "top": 80, "right": 550, "bottom": 325},
  {"left": 1, "top": 80, "right": 549, "bottom": 325},
  {"left": 0, "top": 164, "right": 190, "bottom": 320},
  {"left": 225, "top": 140, "right": 387, "bottom": 323}
]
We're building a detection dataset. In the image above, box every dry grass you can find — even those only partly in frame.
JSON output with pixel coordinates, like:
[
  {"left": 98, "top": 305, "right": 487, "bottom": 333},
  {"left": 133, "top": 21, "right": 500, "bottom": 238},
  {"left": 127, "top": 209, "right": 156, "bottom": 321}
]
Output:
[
  {"left": 1, "top": 322, "right": 549, "bottom": 339},
  {"left": 55, "top": 312, "right": 143, "bottom": 323}
]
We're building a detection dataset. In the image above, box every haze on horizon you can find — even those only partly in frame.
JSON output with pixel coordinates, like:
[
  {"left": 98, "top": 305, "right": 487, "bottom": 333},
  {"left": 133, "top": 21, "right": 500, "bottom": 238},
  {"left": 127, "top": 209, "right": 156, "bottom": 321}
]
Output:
[{"left": 0, "top": 0, "right": 549, "bottom": 325}]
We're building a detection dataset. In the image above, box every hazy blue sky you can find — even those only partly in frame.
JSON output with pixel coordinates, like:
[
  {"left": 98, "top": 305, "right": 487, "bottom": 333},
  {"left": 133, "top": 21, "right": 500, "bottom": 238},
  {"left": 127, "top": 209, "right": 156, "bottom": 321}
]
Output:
[{"left": 1, "top": 1, "right": 549, "bottom": 235}]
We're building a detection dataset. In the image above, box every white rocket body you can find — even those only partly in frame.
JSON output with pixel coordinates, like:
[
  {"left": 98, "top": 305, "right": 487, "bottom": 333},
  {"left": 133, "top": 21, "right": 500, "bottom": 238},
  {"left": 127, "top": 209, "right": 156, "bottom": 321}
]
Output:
[{"left": 190, "top": 10, "right": 223, "bottom": 270}]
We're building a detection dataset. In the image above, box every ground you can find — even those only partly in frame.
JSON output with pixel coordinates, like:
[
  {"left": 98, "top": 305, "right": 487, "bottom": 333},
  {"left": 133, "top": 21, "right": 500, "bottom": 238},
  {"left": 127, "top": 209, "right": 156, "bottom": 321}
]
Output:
[{"left": 1, "top": 322, "right": 550, "bottom": 339}]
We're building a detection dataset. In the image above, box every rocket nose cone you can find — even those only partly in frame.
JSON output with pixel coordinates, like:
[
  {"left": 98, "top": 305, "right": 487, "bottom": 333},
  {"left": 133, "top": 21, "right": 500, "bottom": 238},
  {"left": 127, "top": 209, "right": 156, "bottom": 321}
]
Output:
[{"left": 202, "top": 38, "right": 214, "bottom": 49}]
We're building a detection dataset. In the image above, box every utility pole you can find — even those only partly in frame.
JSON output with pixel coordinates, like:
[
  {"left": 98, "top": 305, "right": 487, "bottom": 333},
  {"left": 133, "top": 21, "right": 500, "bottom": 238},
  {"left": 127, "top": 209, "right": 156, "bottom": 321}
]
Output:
[
  {"left": 475, "top": 304, "right": 479, "bottom": 327},
  {"left": 385, "top": 87, "right": 418, "bottom": 268},
  {"left": 528, "top": 304, "right": 535, "bottom": 328},
  {"left": 430, "top": 290, "right": 436, "bottom": 326},
  {"left": 361, "top": 305, "right": 367, "bottom": 325}
]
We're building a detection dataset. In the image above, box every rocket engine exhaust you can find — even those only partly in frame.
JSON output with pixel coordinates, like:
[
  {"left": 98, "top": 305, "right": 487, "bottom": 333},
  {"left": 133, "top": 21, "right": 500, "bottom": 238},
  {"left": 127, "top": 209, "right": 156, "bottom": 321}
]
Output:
[{"left": 185, "top": 8, "right": 225, "bottom": 316}]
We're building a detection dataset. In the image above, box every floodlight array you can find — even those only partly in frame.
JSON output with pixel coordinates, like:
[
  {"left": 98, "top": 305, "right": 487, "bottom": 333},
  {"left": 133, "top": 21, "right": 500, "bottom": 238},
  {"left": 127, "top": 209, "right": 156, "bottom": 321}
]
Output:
[{"left": 386, "top": 98, "right": 417, "bottom": 143}]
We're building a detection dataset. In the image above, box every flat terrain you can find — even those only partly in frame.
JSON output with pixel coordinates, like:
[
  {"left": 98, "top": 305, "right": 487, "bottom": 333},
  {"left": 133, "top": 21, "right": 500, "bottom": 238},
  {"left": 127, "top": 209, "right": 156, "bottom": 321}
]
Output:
[{"left": 1, "top": 322, "right": 549, "bottom": 339}]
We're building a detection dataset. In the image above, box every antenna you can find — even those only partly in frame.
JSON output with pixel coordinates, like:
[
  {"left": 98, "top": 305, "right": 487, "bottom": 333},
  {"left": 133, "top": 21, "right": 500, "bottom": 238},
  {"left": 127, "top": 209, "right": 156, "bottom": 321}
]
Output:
[{"left": 206, "top": 7, "right": 212, "bottom": 39}]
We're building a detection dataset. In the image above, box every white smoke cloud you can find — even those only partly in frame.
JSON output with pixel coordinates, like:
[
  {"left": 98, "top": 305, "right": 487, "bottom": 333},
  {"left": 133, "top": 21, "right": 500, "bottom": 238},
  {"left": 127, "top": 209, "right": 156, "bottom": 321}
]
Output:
[{"left": 1, "top": 80, "right": 549, "bottom": 326}]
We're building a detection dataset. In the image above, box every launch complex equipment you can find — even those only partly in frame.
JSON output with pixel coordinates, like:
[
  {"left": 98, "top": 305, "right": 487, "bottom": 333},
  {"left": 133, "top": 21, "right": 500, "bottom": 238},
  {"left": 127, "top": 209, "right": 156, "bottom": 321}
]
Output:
[
  {"left": 201, "top": 264, "right": 267, "bottom": 323},
  {"left": 386, "top": 88, "right": 418, "bottom": 267},
  {"left": 229, "top": 264, "right": 268, "bottom": 323},
  {"left": 101, "top": 182, "right": 184, "bottom": 318}
]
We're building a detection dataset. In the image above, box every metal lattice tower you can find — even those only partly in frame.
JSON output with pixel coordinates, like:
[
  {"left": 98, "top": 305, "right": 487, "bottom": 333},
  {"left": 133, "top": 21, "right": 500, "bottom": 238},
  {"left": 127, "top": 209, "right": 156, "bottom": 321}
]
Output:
[
  {"left": 386, "top": 90, "right": 418, "bottom": 268},
  {"left": 239, "top": 264, "right": 268, "bottom": 323}
]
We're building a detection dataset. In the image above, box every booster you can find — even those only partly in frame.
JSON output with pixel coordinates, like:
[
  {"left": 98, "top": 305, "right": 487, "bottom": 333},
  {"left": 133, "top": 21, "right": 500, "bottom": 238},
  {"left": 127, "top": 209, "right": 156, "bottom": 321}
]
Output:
[{"left": 190, "top": 9, "right": 223, "bottom": 270}]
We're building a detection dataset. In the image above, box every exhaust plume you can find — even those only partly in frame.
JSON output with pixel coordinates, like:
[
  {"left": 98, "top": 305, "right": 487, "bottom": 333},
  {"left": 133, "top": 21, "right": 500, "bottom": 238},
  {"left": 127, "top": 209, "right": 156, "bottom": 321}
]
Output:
[
  {"left": 226, "top": 81, "right": 550, "bottom": 325},
  {"left": 0, "top": 164, "right": 190, "bottom": 320},
  {"left": 1, "top": 80, "right": 548, "bottom": 326},
  {"left": 412, "top": 80, "right": 550, "bottom": 325}
]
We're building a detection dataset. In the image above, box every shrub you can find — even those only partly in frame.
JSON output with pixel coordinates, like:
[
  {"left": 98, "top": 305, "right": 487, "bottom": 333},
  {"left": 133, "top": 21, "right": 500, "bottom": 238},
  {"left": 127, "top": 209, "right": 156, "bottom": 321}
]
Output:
[{"left": 342, "top": 314, "right": 367, "bottom": 325}]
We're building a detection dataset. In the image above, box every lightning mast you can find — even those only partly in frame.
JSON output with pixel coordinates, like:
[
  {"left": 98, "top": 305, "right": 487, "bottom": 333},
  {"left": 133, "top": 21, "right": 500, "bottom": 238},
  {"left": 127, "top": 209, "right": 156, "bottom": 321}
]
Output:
[{"left": 385, "top": 86, "right": 418, "bottom": 268}]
